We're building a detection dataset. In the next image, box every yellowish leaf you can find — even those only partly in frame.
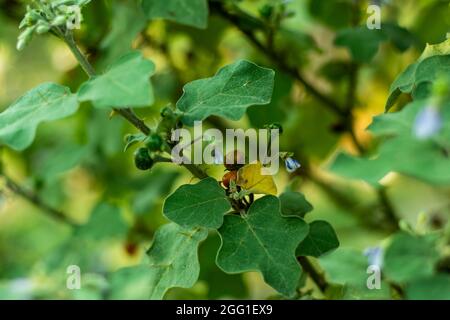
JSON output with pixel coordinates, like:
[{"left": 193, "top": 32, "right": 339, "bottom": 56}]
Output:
[{"left": 237, "top": 162, "right": 277, "bottom": 195}]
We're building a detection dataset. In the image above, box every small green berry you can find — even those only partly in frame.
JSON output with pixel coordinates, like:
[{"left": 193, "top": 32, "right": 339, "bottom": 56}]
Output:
[
  {"left": 134, "top": 147, "right": 154, "bottom": 171},
  {"left": 259, "top": 4, "right": 274, "bottom": 19},
  {"left": 145, "top": 133, "right": 164, "bottom": 151}
]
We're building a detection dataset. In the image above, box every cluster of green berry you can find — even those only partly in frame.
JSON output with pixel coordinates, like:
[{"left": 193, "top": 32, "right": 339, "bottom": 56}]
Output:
[{"left": 132, "top": 107, "right": 182, "bottom": 171}]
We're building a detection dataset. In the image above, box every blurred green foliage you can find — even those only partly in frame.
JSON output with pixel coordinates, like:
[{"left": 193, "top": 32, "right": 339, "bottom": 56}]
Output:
[{"left": 0, "top": 0, "right": 449, "bottom": 300}]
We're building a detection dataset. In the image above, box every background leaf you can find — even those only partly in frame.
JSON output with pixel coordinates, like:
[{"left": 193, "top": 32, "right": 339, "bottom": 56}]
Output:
[
  {"left": 384, "top": 232, "right": 440, "bottom": 283},
  {"left": 78, "top": 52, "right": 155, "bottom": 109},
  {"left": 142, "top": 0, "right": 208, "bottom": 29},
  {"left": 109, "top": 223, "right": 208, "bottom": 300},
  {"left": 0, "top": 83, "right": 78, "bottom": 151}
]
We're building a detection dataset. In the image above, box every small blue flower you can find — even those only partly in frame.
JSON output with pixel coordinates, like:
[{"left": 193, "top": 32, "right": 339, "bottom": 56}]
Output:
[
  {"left": 364, "top": 246, "right": 384, "bottom": 268},
  {"left": 413, "top": 105, "right": 443, "bottom": 140},
  {"left": 285, "top": 157, "right": 301, "bottom": 173}
]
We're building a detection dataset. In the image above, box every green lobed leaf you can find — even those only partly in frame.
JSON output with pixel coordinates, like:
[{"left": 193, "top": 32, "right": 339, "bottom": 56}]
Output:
[
  {"left": 176, "top": 60, "right": 275, "bottom": 126},
  {"left": 163, "top": 177, "right": 231, "bottom": 229},
  {"left": 142, "top": 0, "right": 208, "bottom": 29},
  {"left": 109, "top": 223, "right": 208, "bottom": 300},
  {"left": 0, "top": 83, "right": 79, "bottom": 151},
  {"left": 296, "top": 221, "right": 339, "bottom": 257},
  {"left": 384, "top": 232, "right": 440, "bottom": 283},
  {"left": 279, "top": 191, "right": 313, "bottom": 218},
  {"left": 78, "top": 51, "right": 155, "bottom": 109},
  {"left": 216, "top": 195, "right": 309, "bottom": 297},
  {"left": 386, "top": 39, "right": 450, "bottom": 110}
]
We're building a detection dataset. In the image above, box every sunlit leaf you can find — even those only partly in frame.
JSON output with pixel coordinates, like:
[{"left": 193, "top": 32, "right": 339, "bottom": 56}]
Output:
[
  {"left": 78, "top": 52, "right": 155, "bottom": 108},
  {"left": 176, "top": 60, "right": 275, "bottom": 126},
  {"left": 0, "top": 83, "right": 79, "bottom": 151}
]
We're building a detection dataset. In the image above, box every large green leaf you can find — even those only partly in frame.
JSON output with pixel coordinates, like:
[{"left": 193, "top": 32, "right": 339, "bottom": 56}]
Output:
[
  {"left": 296, "top": 221, "right": 339, "bottom": 257},
  {"left": 384, "top": 232, "right": 440, "bottom": 283},
  {"left": 176, "top": 60, "right": 275, "bottom": 126},
  {"left": 0, "top": 83, "right": 79, "bottom": 151},
  {"left": 163, "top": 177, "right": 231, "bottom": 229},
  {"left": 386, "top": 39, "right": 450, "bottom": 110},
  {"left": 142, "top": 0, "right": 208, "bottom": 29},
  {"left": 216, "top": 195, "right": 309, "bottom": 297},
  {"left": 108, "top": 223, "right": 208, "bottom": 300},
  {"left": 78, "top": 52, "right": 155, "bottom": 109}
]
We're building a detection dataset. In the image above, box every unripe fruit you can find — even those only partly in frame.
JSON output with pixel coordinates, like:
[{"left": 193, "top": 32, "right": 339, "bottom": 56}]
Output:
[
  {"left": 145, "top": 133, "right": 163, "bottom": 151},
  {"left": 222, "top": 171, "right": 238, "bottom": 188},
  {"left": 134, "top": 147, "right": 154, "bottom": 170}
]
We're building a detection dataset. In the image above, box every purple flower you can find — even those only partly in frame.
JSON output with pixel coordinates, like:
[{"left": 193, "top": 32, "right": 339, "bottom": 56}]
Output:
[
  {"left": 364, "top": 246, "right": 384, "bottom": 268},
  {"left": 285, "top": 157, "right": 301, "bottom": 173},
  {"left": 413, "top": 105, "right": 443, "bottom": 140}
]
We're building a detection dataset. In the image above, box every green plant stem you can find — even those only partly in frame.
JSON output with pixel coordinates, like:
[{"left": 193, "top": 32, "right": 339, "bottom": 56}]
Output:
[
  {"left": 62, "top": 31, "right": 151, "bottom": 135},
  {"left": 61, "top": 30, "right": 208, "bottom": 179},
  {"left": 297, "top": 256, "right": 329, "bottom": 294},
  {"left": 2, "top": 174, "right": 78, "bottom": 227}
]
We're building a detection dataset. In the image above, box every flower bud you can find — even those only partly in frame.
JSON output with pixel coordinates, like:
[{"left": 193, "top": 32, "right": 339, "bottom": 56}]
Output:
[
  {"left": 52, "top": 15, "right": 67, "bottom": 26},
  {"left": 285, "top": 157, "right": 301, "bottom": 173},
  {"left": 36, "top": 23, "right": 51, "bottom": 34},
  {"left": 16, "top": 26, "right": 35, "bottom": 51},
  {"left": 16, "top": 38, "right": 26, "bottom": 51}
]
